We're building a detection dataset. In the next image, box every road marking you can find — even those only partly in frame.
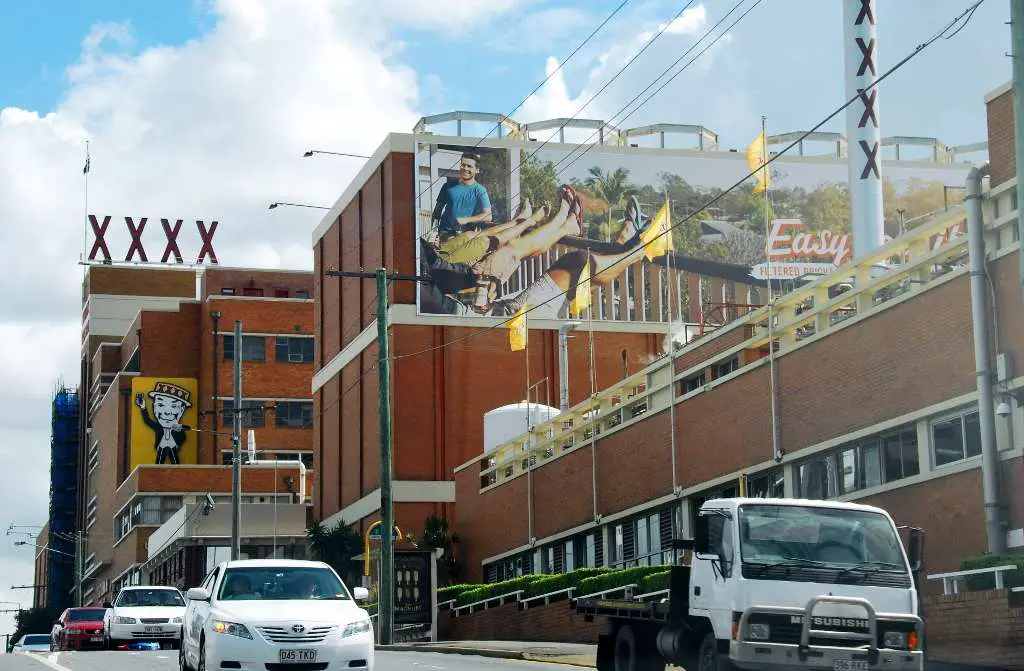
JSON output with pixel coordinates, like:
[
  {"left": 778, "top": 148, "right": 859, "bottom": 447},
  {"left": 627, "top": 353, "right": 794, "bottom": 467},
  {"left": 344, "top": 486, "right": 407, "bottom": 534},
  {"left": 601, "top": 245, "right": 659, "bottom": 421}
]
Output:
[{"left": 8, "top": 652, "right": 71, "bottom": 671}]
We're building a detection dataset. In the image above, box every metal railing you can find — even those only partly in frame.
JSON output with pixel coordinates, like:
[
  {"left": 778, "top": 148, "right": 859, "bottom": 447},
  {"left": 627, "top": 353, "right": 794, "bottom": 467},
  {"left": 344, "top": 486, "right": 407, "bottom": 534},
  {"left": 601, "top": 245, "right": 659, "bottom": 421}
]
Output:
[{"left": 467, "top": 203, "right": 1000, "bottom": 490}]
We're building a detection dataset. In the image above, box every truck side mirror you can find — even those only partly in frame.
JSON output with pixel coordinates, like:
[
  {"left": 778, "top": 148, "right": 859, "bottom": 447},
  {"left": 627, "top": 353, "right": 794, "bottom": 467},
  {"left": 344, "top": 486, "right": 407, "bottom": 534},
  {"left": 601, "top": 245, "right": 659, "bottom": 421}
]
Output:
[
  {"left": 907, "top": 527, "right": 924, "bottom": 572},
  {"left": 694, "top": 514, "right": 711, "bottom": 555}
]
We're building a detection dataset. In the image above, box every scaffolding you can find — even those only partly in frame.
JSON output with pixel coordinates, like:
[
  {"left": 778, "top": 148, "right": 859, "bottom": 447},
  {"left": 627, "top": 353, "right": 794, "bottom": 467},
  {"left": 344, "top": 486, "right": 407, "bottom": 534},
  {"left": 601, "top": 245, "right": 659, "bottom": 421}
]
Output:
[{"left": 48, "top": 384, "right": 79, "bottom": 613}]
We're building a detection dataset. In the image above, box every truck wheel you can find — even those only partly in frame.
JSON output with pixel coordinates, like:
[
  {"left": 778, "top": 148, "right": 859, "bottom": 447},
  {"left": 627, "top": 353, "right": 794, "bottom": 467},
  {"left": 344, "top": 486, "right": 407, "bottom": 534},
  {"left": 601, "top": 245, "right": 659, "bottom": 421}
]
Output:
[
  {"left": 697, "top": 632, "right": 736, "bottom": 671},
  {"left": 613, "top": 623, "right": 665, "bottom": 671}
]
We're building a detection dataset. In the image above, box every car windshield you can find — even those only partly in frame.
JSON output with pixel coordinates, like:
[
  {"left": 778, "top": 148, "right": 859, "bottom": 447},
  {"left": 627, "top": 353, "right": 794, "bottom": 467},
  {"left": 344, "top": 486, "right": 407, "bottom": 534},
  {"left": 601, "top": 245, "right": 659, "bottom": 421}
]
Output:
[
  {"left": 68, "top": 609, "right": 106, "bottom": 622},
  {"left": 218, "top": 567, "right": 351, "bottom": 601},
  {"left": 22, "top": 635, "right": 50, "bottom": 645},
  {"left": 739, "top": 504, "right": 907, "bottom": 569},
  {"left": 115, "top": 588, "right": 185, "bottom": 607}
]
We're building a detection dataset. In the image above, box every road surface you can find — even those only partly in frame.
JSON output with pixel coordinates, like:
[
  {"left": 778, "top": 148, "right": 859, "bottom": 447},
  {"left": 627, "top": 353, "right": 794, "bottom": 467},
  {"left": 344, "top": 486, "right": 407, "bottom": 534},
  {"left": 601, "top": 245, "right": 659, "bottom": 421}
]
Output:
[{"left": 0, "top": 650, "right": 581, "bottom": 670}]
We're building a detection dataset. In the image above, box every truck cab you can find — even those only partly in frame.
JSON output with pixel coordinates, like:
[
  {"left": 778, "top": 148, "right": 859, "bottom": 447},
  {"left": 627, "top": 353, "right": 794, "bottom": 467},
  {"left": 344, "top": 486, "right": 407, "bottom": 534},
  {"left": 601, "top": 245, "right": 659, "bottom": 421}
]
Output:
[
  {"left": 579, "top": 496, "right": 925, "bottom": 671},
  {"left": 690, "top": 497, "right": 924, "bottom": 671}
]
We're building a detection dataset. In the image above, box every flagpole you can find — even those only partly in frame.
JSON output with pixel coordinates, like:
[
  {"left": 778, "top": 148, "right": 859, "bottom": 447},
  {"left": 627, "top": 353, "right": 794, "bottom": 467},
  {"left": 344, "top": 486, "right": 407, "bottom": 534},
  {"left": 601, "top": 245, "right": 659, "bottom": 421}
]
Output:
[
  {"left": 761, "top": 116, "right": 783, "bottom": 463},
  {"left": 663, "top": 193, "right": 679, "bottom": 496},
  {"left": 82, "top": 140, "right": 90, "bottom": 263}
]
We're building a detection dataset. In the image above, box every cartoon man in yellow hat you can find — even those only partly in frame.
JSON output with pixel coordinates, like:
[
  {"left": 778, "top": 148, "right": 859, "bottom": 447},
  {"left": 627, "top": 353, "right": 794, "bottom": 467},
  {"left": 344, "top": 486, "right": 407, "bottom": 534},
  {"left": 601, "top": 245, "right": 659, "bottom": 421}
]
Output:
[{"left": 135, "top": 381, "right": 193, "bottom": 464}]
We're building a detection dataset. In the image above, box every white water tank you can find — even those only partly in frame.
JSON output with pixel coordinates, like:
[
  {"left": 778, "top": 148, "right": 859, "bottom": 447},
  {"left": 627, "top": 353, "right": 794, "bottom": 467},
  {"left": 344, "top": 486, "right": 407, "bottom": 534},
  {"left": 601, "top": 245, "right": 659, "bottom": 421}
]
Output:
[{"left": 483, "top": 402, "right": 561, "bottom": 454}]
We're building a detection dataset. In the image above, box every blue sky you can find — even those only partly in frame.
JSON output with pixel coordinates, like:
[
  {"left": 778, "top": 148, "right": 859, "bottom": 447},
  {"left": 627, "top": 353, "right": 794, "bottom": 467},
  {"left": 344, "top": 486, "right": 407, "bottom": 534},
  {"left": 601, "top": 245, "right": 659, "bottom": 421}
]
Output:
[{"left": 2, "top": 0, "right": 1012, "bottom": 151}]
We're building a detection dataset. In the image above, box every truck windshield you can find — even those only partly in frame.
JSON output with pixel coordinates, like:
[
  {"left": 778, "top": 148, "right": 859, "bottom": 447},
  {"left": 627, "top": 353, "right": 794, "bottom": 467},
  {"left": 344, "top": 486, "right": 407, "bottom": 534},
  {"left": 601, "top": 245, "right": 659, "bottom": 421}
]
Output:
[{"left": 739, "top": 504, "right": 907, "bottom": 571}]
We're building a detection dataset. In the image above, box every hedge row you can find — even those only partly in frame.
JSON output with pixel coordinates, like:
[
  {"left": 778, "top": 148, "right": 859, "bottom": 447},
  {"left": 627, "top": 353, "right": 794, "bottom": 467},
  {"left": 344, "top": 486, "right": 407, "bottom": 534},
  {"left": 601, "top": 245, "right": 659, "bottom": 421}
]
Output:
[
  {"left": 959, "top": 555, "right": 1024, "bottom": 591},
  {"left": 577, "top": 565, "right": 671, "bottom": 596}
]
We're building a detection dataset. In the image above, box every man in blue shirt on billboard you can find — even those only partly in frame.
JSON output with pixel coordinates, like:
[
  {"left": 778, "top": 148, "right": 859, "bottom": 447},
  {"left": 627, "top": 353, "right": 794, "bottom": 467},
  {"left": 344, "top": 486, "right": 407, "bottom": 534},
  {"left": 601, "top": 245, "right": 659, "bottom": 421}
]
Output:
[{"left": 432, "top": 151, "right": 492, "bottom": 239}]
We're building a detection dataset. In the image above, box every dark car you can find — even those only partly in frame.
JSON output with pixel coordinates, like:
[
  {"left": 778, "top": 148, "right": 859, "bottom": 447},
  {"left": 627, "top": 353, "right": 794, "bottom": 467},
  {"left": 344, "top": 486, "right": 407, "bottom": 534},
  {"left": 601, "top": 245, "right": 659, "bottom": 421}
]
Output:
[{"left": 55, "top": 607, "right": 108, "bottom": 651}]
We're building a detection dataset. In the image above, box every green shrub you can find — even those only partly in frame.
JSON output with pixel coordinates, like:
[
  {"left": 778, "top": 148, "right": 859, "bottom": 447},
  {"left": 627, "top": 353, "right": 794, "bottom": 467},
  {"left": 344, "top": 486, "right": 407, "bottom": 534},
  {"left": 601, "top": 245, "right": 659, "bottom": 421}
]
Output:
[
  {"left": 577, "top": 565, "right": 671, "bottom": 597},
  {"left": 638, "top": 570, "right": 672, "bottom": 594},
  {"left": 522, "top": 567, "right": 615, "bottom": 600},
  {"left": 454, "top": 574, "right": 549, "bottom": 606},
  {"left": 437, "top": 583, "right": 480, "bottom": 603},
  {"left": 959, "top": 555, "right": 1024, "bottom": 591}
]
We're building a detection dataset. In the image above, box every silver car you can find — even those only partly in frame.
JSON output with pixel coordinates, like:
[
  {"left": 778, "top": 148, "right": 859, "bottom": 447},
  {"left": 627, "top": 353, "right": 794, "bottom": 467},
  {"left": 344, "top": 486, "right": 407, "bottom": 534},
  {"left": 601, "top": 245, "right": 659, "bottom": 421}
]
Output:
[{"left": 12, "top": 634, "right": 52, "bottom": 654}]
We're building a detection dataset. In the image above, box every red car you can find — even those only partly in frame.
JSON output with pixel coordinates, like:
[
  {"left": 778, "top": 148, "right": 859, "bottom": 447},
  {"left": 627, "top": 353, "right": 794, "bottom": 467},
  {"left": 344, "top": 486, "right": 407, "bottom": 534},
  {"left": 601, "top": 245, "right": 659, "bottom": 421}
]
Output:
[{"left": 54, "top": 607, "right": 107, "bottom": 651}]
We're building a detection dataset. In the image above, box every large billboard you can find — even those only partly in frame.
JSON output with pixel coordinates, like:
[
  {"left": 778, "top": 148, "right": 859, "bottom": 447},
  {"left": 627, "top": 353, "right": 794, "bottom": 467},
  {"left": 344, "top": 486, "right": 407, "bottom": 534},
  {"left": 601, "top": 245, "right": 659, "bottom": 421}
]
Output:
[
  {"left": 414, "top": 139, "right": 971, "bottom": 320},
  {"left": 130, "top": 377, "right": 199, "bottom": 471}
]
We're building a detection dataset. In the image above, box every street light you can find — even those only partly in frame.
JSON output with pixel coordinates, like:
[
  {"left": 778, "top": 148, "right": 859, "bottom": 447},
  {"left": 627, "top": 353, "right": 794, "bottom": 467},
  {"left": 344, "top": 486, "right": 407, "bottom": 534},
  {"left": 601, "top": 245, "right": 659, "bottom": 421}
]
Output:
[
  {"left": 268, "top": 202, "right": 330, "bottom": 211},
  {"left": 303, "top": 150, "right": 370, "bottom": 159},
  {"left": 13, "top": 541, "right": 72, "bottom": 557}
]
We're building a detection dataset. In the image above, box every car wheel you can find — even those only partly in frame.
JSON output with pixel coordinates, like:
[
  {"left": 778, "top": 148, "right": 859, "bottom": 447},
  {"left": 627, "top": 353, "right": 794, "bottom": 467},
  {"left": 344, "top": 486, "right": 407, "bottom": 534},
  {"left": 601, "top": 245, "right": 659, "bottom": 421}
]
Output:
[{"left": 179, "top": 641, "right": 192, "bottom": 671}]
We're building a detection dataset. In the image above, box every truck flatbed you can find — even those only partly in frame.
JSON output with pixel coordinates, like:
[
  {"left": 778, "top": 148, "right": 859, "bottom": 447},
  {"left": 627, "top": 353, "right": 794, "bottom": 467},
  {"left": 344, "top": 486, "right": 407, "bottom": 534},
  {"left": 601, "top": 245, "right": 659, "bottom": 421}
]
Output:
[{"left": 574, "top": 596, "right": 671, "bottom": 622}]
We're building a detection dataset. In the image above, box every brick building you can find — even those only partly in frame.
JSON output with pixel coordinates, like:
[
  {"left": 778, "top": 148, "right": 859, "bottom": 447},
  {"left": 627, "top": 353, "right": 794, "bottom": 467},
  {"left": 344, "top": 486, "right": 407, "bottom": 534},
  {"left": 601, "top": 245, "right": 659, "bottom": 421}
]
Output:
[
  {"left": 51, "top": 264, "right": 317, "bottom": 605},
  {"left": 451, "top": 83, "right": 1024, "bottom": 588},
  {"left": 310, "top": 111, "right": 975, "bottom": 576}
]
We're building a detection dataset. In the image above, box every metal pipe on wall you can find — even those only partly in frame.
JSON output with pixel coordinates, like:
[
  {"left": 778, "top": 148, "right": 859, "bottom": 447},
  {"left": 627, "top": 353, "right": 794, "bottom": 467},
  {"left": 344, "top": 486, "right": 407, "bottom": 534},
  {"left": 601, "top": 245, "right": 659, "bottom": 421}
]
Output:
[
  {"left": 966, "top": 163, "right": 1006, "bottom": 554},
  {"left": 558, "top": 322, "right": 581, "bottom": 411},
  {"left": 211, "top": 311, "right": 221, "bottom": 460}
]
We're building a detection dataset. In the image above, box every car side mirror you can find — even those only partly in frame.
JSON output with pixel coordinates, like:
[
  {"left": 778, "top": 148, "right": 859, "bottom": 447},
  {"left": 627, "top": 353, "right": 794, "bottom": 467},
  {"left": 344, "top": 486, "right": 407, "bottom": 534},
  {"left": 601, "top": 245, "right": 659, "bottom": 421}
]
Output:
[
  {"left": 353, "top": 587, "right": 369, "bottom": 602},
  {"left": 907, "top": 527, "right": 924, "bottom": 572},
  {"left": 186, "top": 587, "right": 211, "bottom": 602},
  {"left": 694, "top": 514, "right": 711, "bottom": 555}
]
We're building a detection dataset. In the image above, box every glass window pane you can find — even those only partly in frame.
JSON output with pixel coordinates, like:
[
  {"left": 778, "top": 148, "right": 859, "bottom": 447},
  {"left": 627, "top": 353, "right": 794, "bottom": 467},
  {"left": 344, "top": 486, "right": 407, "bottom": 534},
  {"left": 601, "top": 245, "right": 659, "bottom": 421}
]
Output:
[
  {"left": 901, "top": 429, "right": 920, "bottom": 477},
  {"left": 964, "top": 412, "right": 982, "bottom": 459},
  {"left": 933, "top": 417, "right": 965, "bottom": 466},
  {"left": 861, "top": 443, "right": 881, "bottom": 489},
  {"left": 840, "top": 448, "right": 857, "bottom": 494}
]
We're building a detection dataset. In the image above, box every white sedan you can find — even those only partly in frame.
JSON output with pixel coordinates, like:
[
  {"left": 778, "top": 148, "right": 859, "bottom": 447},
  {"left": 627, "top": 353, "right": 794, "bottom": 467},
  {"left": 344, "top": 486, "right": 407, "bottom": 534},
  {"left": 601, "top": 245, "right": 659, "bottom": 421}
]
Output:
[
  {"left": 104, "top": 585, "right": 187, "bottom": 649},
  {"left": 180, "top": 558, "right": 374, "bottom": 671}
]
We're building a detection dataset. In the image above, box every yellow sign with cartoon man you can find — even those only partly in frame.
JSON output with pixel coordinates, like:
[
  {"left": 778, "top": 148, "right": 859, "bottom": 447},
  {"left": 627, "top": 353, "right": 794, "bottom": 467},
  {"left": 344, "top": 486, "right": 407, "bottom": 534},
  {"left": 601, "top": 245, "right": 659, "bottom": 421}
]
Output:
[{"left": 130, "top": 377, "right": 199, "bottom": 470}]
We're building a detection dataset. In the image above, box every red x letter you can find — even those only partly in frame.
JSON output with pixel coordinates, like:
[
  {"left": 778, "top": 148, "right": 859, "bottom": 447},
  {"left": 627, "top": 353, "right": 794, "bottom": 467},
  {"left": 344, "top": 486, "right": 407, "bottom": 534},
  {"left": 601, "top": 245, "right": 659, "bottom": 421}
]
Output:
[
  {"left": 197, "top": 220, "right": 219, "bottom": 264},
  {"left": 125, "top": 217, "right": 148, "bottom": 262},
  {"left": 161, "top": 219, "right": 184, "bottom": 263},
  {"left": 88, "top": 215, "right": 111, "bottom": 261}
]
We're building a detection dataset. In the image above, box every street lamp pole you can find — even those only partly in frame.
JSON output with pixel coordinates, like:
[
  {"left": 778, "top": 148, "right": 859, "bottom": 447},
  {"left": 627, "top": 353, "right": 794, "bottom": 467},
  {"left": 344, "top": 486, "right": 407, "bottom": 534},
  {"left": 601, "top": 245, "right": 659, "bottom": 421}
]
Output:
[
  {"left": 324, "top": 267, "right": 427, "bottom": 646},
  {"left": 231, "top": 319, "right": 243, "bottom": 561}
]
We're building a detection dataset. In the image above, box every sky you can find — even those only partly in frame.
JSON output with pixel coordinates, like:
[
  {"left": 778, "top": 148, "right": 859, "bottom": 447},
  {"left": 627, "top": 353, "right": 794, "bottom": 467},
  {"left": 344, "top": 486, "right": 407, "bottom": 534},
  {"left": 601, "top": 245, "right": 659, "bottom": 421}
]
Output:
[{"left": 0, "top": 0, "right": 1012, "bottom": 639}]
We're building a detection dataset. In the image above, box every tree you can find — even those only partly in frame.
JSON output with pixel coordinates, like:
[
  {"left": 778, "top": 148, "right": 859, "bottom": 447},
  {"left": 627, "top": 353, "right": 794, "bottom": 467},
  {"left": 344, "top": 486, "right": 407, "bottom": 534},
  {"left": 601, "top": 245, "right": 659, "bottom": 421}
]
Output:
[
  {"left": 519, "top": 154, "right": 559, "bottom": 210},
  {"left": 583, "top": 166, "right": 633, "bottom": 240},
  {"left": 721, "top": 230, "right": 768, "bottom": 268},
  {"left": 306, "top": 518, "right": 364, "bottom": 589},
  {"left": 411, "top": 514, "right": 461, "bottom": 586},
  {"left": 10, "top": 607, "right": 56, "bottom": 652}
]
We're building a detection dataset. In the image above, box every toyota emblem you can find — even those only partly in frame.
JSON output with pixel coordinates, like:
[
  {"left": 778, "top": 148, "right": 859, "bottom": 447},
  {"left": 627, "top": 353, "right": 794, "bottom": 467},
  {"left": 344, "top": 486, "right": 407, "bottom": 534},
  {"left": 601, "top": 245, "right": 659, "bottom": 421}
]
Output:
[{"left": 291, "top": 624, "right": 305, "bottom": 634}]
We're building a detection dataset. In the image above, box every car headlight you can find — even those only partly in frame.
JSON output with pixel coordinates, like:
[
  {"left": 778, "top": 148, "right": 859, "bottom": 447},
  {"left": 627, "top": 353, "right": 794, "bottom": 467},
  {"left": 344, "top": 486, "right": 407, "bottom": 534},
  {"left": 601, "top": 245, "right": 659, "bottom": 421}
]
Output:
[
  {"left": 115, "top": 617, "right": 137, "bottom": 625},
  {"left": 171, "top": 617, "right": 183, "bottom": 624},
  {"left": 748, "top": 623, "right": 770, "bottom": 641},
  {"left": 883, "top": 631, "right": 907, "bottom": 649},
  {"left": 341, "top": 619, "right": 372, "bottom": 638},
  {"left": 211, "top": 620, "right": 252, "bottom": 639}
]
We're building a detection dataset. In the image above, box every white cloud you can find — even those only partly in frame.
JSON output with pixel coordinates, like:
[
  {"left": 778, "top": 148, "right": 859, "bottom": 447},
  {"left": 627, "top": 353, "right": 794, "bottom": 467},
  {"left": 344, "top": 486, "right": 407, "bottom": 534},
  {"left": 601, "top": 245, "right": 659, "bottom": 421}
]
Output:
[{"left": 0, "top": 0, "right": 539, "bottom": 635}]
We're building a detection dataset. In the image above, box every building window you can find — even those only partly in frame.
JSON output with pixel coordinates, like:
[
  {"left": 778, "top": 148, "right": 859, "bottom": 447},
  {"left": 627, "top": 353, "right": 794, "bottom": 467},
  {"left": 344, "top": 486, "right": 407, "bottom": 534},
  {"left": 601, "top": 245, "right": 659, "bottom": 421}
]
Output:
[
  {"left": 745, "top": 468, "right": 785, "bottom": 498},
  {"left": 275, "top": 401, "right": 313, "bottom": 428},
  {"left": 564, "top": 540, "right": 575, "bottom": 572},
  {"left": 87, "top": 441, "right": 100, "bottom": 474},
  {"left": 932, "top": 410, "right": 982, "bottom": 467},
  {"left": 796, "top": 425, "right": 920, "bottom": 500},
  {"left": 295, "top": 290, "right": 310, "bottom": 299},
  {"left": 221, "top": 287, "right": 235, "bottom": 295},
  {"left": 683, "top": 372, "right": 706, "bottom": 393},
  {"left": 223, "top": 335, "right": 266, "bottom": 362},
  {"left": 242, "top": 287, "right": 264, "bottom": 297},
  {"left": 275, "top": 337, "right": 314, "bottom": 363},
  {"left": 716, "top": 357, "right": 739, "bottom": 378},
  {"left": 222, "top": 400, "right": 266, "bottom": 428},
  {"left": 585, "top": 534, "right": 597, "bottom": 568},
  {"left": 86, "top": 497, "right": 98, "bottom": 530},
  {"left": 274, "top": 289, "right": 290, "bottom": 298}
]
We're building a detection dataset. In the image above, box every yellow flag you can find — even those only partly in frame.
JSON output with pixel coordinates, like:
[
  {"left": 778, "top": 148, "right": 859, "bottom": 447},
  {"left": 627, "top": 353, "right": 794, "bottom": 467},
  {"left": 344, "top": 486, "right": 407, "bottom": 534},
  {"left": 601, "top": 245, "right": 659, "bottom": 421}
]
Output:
[
  {"left": 570, "top": 258, "right": 591, "bottom": 316},
  {"left": 639, "top": 199, "right": 670, "bottom": 262},
  {"left": 508, "top": 304, "right": 529, "bottom": 352},
  {"left": 746, "top": 129, "right": 770, "bottom": 194}
]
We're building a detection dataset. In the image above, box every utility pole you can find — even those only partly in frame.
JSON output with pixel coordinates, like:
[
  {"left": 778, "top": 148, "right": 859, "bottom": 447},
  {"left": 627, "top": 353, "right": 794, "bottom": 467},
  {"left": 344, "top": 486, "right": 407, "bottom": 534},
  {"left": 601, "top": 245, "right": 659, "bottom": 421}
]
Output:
[
  {"left": 324, "top": 267, "right": 426, "bottom": 646},
  {"left": 75, "top": 531, "right": 84, "bottom": 607},
  {"left": 230, "top": 319, "right": 243, "bottom": 560},
  {"left": 1011, "top": 0, "right": 1024, "bottom": 298}
]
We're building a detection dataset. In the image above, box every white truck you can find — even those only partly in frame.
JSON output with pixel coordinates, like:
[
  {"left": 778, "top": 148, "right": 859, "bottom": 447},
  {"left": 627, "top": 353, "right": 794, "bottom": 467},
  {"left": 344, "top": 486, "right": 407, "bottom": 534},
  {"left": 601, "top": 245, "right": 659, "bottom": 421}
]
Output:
[{"left": 575, "top": 497, "right": 925, "bottom": 671}]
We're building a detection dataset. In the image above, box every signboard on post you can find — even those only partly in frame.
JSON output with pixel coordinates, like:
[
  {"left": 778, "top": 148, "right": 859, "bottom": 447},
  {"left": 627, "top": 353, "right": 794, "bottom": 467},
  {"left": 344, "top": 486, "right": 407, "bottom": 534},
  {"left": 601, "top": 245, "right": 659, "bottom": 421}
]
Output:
[{"left": 393, "top": 550, "right": 436, "bottom": 628}]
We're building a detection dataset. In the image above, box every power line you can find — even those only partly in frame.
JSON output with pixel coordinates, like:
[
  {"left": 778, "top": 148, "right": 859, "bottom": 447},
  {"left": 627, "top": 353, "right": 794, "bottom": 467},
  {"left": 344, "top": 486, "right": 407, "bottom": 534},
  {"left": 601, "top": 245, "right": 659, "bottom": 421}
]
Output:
[
  {"left": 385, "top": 0, "right": 986, "bottom": 364},
  {"left": 408, "top": 0, "right": 636, "bottom": 215},
  {"left": 410, "top": 0, "right": 697, "bottom": 246}
]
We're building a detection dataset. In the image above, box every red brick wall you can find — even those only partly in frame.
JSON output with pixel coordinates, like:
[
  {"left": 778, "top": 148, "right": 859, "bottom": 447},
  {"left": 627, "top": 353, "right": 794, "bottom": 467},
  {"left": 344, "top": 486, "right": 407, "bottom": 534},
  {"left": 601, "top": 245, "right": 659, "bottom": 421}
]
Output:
[
  {"left": 438, "top": 600, "right": 605, "bottom": 644},
  {"left": 924, "top": 590, "right": 1024, "bottom": 669},
  {"left": 86, "top": 265, "right": 196, "bottom": 299},
  {"left": 987, "top": 88, "right": 1016, "bottom": 188}
]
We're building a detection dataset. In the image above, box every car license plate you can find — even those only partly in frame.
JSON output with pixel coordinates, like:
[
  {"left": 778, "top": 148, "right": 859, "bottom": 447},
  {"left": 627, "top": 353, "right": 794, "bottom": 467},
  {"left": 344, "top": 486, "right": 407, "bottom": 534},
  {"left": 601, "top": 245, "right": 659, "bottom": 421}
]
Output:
[
  {"left": 144, "top": 626, "right": 162, "bottom": 633},
  {"left": 279, "top": 649, "right": 318, "bottom": 664},
  {"left": 833, "top": 661, "right": 868, "bottom": 671},
  {"left": 90, "top": 637, "right": 103, "bottom": 642}
]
